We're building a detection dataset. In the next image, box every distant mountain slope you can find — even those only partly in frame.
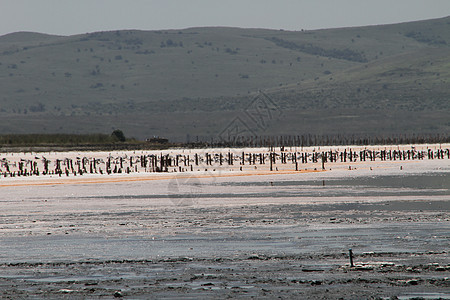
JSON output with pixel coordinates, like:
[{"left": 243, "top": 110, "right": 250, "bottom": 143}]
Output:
[
  {"left": 0, "top": 16, "right": 449, "bottom": 141},
  {"left": 0, "top": 31, "right": 62, "bottom": 43}
]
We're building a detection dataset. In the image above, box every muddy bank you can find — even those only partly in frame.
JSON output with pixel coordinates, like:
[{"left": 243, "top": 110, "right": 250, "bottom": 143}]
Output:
[
  {"left": 0, "top": 201, "right": 448, "bottom": 298},
  {"left": 0, "top": 250, "right": 449, "bottom": 299},
  {"left": 0, "top": 151, "right": 448, "bottom": 299}
]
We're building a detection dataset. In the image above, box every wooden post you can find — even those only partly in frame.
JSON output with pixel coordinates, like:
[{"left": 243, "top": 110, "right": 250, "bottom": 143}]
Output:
[
  {"left": 321, "top": 152, "right": 325, "bottom": 170},
  {"left": 270, "top": 152, "right": 273, "bottom": 171},
  {"left": 349, "top": 249, "right": 354, "bottom": 267}
]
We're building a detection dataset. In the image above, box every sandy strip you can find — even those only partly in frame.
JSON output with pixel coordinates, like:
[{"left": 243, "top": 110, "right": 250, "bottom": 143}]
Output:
[
  {"left": 0, "top": 158, "right": 446, "bottom": 187},
  {"left": 0, "top": 169, "right": 326, "bottom": 187}
]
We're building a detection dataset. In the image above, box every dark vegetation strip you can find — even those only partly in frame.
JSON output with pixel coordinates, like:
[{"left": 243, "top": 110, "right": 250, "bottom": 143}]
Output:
[
  {"left": 0, "top": 132, "right": 172, "bottom": 152},
  {"left": 0, "top": 133, "right": 115, "bottom": 145},
  {"left": 267, "top": 37, "right": 368, "bottom": 62}
]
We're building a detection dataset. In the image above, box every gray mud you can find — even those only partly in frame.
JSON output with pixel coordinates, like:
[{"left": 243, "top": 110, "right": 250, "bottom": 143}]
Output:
[{"left": 1, "top": 169, "right": 449, "bottom": 299}]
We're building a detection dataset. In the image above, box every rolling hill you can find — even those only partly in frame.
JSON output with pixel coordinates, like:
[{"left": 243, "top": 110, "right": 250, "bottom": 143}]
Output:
[{"left": 0, "top": 16, "right": 449, "bottom": 142}]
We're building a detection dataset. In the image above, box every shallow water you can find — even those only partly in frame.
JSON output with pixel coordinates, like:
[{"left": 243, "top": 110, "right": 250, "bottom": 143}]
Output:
[
  {"left": 0, "top": 161, "right": 449, "bottom": 298},
  {"left": 0, "top": 172, "right": 449, "bottom": 263}
]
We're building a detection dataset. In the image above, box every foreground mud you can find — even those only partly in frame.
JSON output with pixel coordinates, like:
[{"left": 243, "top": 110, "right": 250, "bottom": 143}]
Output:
[
  {"left": 0, "top": 250, "right": 448, "bottom": 299},
  {"left": 0, "top": 202, "right": 448, "bottom": 299}
]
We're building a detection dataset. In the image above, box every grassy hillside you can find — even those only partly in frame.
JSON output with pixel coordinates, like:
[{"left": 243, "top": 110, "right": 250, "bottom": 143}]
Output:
[{"left": 0, "top": 17, "right": 449, "bottom": 141}]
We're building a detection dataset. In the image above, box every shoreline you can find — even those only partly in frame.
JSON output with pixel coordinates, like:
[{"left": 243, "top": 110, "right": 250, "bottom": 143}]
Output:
[{"left": 1, "top": 143, "right": 449, "bottom": 187}]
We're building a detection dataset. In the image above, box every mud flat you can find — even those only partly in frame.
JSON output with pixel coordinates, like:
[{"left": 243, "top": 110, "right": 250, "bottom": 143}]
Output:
[{"left": 0, "top": 145, "right": 449, "bottom": 299}]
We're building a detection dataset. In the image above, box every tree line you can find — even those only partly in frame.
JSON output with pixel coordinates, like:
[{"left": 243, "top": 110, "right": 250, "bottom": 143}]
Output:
[{"left": 0, "top": 130, "right": 127, "bottom": 146}]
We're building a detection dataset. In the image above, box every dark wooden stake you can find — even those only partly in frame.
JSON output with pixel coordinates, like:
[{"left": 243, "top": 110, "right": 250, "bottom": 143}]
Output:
[{"left": 349, "top": 249, "right": 354, "bottom": 267}]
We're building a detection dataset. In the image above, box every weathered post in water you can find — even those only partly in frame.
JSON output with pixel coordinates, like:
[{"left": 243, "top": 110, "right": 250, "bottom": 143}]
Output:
[
  {"left": 269, "top": 152, "right": 273, "bottom": 171},
  {"left": 321, "top": 152, "right": 325, "bottom": 170},
  {"left": 349, "top": 249, "right": 354, "bottom": 267}
]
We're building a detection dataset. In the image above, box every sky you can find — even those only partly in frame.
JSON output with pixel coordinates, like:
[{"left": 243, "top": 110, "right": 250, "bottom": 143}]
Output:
[{"left": 1, "top": 0, "right": 450, "bottom": 36}]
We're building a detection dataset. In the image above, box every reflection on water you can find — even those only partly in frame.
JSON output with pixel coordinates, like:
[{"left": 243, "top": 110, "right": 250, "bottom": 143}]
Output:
[
  {"left": 75, "top": 173, "right": 450, "bottom": 201},
  {"left": 0, "top": 170, "right": 448, "bottom": 265},
  {"left": 220, "top": 174, "right": 450, "bottom": 189},
  {"left": 211, "top": 174, "right": 450, "bottom": 198}
]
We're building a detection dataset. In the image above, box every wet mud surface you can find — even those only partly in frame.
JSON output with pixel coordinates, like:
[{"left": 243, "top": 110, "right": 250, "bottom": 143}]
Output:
[{"left": 0, "top": 159, "right": 449, "bottom": 299}]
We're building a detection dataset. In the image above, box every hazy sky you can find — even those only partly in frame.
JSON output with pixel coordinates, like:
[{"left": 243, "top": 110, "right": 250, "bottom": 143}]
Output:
[{"left": 1, "top": 0, "right": 450, "bottom": 36}]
